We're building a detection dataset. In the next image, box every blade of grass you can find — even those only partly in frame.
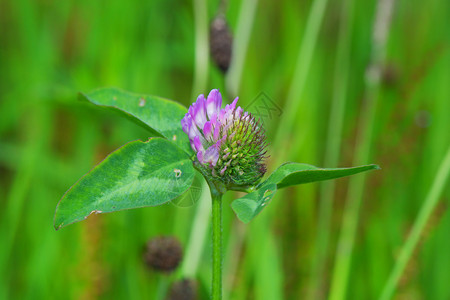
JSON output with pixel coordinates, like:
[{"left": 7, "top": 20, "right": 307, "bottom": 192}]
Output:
[
  {"left": 223, "top": 221, "right": 246, "bottom": 300},
  {"left": 379, "top": 145, "right": 450, "bottom": 300},
  {"left": 191, "top": 0, "right": 209, "bottom": 98},
  {"left": 222, "top": 1, "right": 261, "bottom": 297},
  {"left": 329, "top": 0, "right": 395, "bottom": 299},
  {"left": 309, "top": 0, "right": 355, "bottom": 297},
  {"left": 271, "top": 0, "right": 329, "bottom": 161},
  {"left": 225, "top": 0, "right": 259, "bottom": 97},
  {"left": 180, "top": 180, "right": 211, "bottom": 277},
  {"left": 173, "top": 0, "right": 211, "bottom": 286},
  {"left": 238, "top": 0, "right": 329, "bottom": 296},
  {"left": 0, "top": 107, "right": 49, "bottom": 297}
]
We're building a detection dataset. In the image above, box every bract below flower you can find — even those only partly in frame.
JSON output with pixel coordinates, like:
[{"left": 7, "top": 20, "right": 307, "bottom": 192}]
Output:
[{"left": 181, "top": 89, "right": 267, "bottom": 187}]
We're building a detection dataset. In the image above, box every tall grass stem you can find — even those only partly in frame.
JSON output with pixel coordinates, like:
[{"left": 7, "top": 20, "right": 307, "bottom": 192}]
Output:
[
  {"left": 225, "top": 0, "right": 259, "bottom": 97},
  {"left": 181, "top": 181, "right": 211, "bottom": 277},
  {"left": 379, "top": 146, "right": 450, "bottom": 300},
  {"left": 192, "top": 0, "right": 209, "bottom": 99},
  {"left": 272, "top": 0, "right": 328, "bottom": 161},
  {"left": 309, "top": 0, "right": 354, "bottom": 297},
  {"left": 329, "top": 0, "right": 395, "bottom": 299}
]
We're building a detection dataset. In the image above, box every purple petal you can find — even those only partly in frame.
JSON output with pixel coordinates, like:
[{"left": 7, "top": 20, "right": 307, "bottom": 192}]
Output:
[
  {"left": 218, "top": 134, "right": 227, "bottom": 147},
  {"left": 193, "top": 136, "right": 204, "bottom": 152},
  {"left": 210, "top": 113, "right": 219, "bottom": 128},
  {"left": 188, "top": 123, "right": 205, "bottom": 144},
  {"left": 181, "top": 113, "right": 192, "bottom": 135},
  {"left": 220, "top": 166, "right": 227, "bottom": 176},
  {"left": 222, "top": 151, "right": 230, "bottom": 160},
  {"left": 197, "top": 151, "right": 204, "bottom": 164},
  {"left": 203, "top": 145, "right": 220, "bottom": 166},
  {"left": 203, "top": 121, "right": 213, "bottom": 140},
  {"left": 183, "top": 114, "right": 205, "bottom": 144},
  {"left": 213, "top": 124, "right": 220, "bottom": 141},
  {"left": 235, "top": 106, "right": 243, "bottom": 119},
  {"left": 206, "top": 89, "right": 222, "bottom": 119},
  {"left": 242, "top": 111, "right": 250, "bottom": 121},
  {"left": 189, "top": 141, "right": 196, "bottom": 152},
  {"left": 218, "top": 109, "right": 226, "bottom": 124},
  {"left": 230, "top": 97, "right": 239, "bottom": 111},
  {"left": 189, "top": 94, "right": 207, "bottom": 128}
]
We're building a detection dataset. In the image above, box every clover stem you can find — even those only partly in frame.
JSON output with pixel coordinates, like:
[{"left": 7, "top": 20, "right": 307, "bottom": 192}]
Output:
[{"left": 211, "top": 189, "right": 223, "bottom": 300}]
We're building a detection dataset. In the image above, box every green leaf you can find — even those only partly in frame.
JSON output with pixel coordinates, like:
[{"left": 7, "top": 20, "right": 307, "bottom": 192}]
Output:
[
  {"left": 79, "top": 87, "right": 192, "bottom": 154},
  {"left": 231, "top": 184, "right": 277, "bottom": 223},
  {"left": 54, "top": 138, "right": 195, "bottom": 230},
  {"left": 232, "top": 163, "right": 379, "bottom": 223},
  {"left": 262, "top": 163, "right": 380, "bottom": 189}
]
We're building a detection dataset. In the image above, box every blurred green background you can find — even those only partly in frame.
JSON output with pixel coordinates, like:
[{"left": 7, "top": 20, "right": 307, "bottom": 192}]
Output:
[{"left": 1, "top": 0, "right": 449, "bottom": 299}]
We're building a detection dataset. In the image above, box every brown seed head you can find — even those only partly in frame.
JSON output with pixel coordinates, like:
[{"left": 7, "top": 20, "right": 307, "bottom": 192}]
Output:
[{"left": 143, "top": 236, "right": 183, "bottom": 273}]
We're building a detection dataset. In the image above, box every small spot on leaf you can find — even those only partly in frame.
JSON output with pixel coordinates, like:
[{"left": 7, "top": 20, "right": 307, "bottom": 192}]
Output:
[
  {"left": 174, "top": 169, "right": 182, "bottom": 178},
  {"left": 172, "top": 135, "right": 177, "bottom": 141},
  {"left": 263, "top": 189, "right": 273, "bottom": 198},
  {"left": 139, "top": 97, "right": 146, "bottom": 107},
  {"left": 112, "top": 96, "right": 117, "bottom": 101}
]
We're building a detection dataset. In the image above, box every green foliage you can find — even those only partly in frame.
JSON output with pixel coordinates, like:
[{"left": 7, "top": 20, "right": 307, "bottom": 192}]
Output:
[
  {"left": 80, "top": 88, "right": 192, "bottom": 154},
  {"left": 231, "top": 183, "right": 277, "bottom": 223},
  {"left": 270, "top": 163, "right": 379, "bottom": 189},
  {"left": 61, "top": 86, "right": 378, "bottom": 227},
  {"left": 54, "top": 138, "right": 195, "bottom": 229},
  {"left": 1, "top": 0, "right": 449, "bottom": 299},
  {"left": 232, "top": 163, "right": 379, "bottom": 223}
]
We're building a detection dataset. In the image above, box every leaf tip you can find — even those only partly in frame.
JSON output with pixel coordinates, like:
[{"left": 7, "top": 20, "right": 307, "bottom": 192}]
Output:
[
  {"left": 231, "top": 202, "right": 251, "bottom": 224},
  {"left": 53, "top": 220, "right": 63, "bottom": 231},
  {"left": 77, "top": 91, "right": 88, "bottom": 102},
  {"left": 235, "top": 214, "right": 251, "bottom": 224}
]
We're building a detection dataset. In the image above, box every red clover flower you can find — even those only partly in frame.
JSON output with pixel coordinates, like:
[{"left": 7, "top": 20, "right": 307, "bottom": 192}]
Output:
[{"left": 181, "top": 89, "right": 268, "bottom": 187}]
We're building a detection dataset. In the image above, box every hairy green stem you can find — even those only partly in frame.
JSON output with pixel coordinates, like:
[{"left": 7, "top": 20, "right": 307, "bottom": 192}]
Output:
[
  {"left": 379, "top": 145, "right": 450, "bottom": 300},
  {"left": 211, "top": 190, "right": 223, "bottom": 300}
]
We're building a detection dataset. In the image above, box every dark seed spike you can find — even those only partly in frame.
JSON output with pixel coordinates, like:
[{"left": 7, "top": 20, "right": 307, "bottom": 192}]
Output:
[
  {"left": 259, "top": 148, "right": 268, "bottom": 155},
  {"left": 241, "top": 123, "right": 250, "bottom": 137},
  {"left": 241, "top": 124, "right": 251, "bottom": 140},
  {"left": 248, "top": 131, "right": 259, "bottom": 145},
  {"left": 259, "top": 126, "right": 266, "bottom": 135},
  {"left": 259, "top": 138, "right": 267, "bottom": 147},
  {"left": 259, "top": 149, "right": 268, "bottom": 156},
  {"left": 259, "top": 146, "right": 268, "bottom": 155},
  {"left": 237, "top": 118, "right": 246, "bottom": 136},
  {"left": 260, "top": 143, "right": 269, "bottom": 152},
  {"left": 250, "top": 117, "right": 259, "bottom": 128}
]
